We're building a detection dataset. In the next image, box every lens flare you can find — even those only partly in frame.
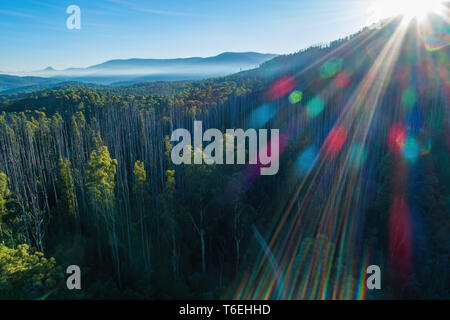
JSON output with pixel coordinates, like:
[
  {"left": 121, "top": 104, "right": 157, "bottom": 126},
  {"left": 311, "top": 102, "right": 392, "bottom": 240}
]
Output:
[
  {"left": 402, "top": 136, "right": 419, "bottom": 162},
  {"left": 296, "top": 146, "right": 318, "bottom": 174},
  {"left": 250, "top": 103, "right": 277, "bottom": 128},
  {"left": 369, "top": 0, "right": 446, "bottom": 23},
  {"left": 289, "top": 90, "right": 303, "bottom": 104},
  {"left": 349, "top": 143, "right": 367, "bottom": 169},
  {"left": 268, "top": 76, "right": 297, "bottom": 100},
  {"left": 306, "top": 97, "right": 325, "bottom": 118},
  {"left": 323, "top": 126, "right": 348, "bottom": 157},
  {"left": 334, "top": 71, "right": 351, "bottom": 89},
  {"left": 401, "top": 88, "right": 416, "bottom": 109},
  {"left": 388, "top": 123, "right": 406, "bottom": 153},
  {"left": 319, "top": 58, "right": 343, "bottom": 79}
]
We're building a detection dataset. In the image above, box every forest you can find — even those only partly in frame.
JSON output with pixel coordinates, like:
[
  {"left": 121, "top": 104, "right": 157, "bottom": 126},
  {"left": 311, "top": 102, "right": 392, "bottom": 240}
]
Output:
[{"left": 0, "top": 16, "right": 448, "bottom": 299}]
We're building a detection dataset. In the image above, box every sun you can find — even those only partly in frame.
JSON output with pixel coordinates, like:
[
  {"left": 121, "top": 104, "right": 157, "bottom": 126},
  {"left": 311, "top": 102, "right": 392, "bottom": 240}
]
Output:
[{"left": 368, "top": 0, "right": 446, "bottom": 24}]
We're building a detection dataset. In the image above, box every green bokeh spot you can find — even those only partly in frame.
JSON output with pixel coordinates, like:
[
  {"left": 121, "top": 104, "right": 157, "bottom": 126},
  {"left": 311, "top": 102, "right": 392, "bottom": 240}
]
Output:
[
  {"left": 402, "top": 136, "right": 419, "bottom": 162},
  {"left": 307, "top": 97, "right": 325, "bottom": 117},
  {"left": 402, "top": 88, "right": 416, "bottom": 109},
  {"left": 289, "top": 90, "right": 303, "bottom": 104},
  {"left": 320, "top": 58, "right": 343, "bottom": 79}
]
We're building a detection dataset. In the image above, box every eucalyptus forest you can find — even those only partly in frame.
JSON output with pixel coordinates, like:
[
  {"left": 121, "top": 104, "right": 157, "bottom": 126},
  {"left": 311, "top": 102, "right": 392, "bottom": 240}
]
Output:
[{"left": 0, "top": 15, "right": 448, "bottom": 300}]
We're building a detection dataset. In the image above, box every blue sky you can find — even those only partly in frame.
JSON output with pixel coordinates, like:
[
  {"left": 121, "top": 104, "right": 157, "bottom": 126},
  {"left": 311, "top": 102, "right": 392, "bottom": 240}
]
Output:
[{"left": 0, "top": 0, "right": 374, "bottom": 72}]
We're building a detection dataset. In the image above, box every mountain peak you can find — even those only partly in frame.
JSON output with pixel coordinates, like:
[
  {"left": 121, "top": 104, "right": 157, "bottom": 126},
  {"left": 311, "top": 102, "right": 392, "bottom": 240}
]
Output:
[{"left": 35, "top": 52, "right": 280, "bottom": 85}]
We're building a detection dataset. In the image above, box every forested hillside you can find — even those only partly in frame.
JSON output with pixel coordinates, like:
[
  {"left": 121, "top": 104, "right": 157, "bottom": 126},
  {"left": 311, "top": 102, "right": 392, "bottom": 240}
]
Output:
[
  {"left": 0, "top": 75, "right": 60, "bottom": 93},
  {"left": 0, "top": 15, "right": 448, "bottom": 299}
]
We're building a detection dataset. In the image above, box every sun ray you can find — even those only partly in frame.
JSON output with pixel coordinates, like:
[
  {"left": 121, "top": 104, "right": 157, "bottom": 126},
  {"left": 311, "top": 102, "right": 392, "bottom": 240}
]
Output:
[
  {"left": 369, "top": 0, "right": 447, "bottom": 24},
  {"left": 228, "top": 14, "right": 416, "bottom": 300}
]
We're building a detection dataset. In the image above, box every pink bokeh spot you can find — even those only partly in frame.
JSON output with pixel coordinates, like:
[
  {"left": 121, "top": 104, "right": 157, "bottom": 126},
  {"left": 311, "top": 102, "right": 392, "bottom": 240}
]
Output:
[
  {"left": 267, "top": 76, "right": 297, "bottom": 100},
  {"left": 323, "top": 126, "right": 348, "bottom": 157},
  {"left": 334, "top": 71, "right": 351, "bottom": 89},
  {"left": 389, "top": 196, "right": 413, "bottom": 276},
  {"left": 388, "top": 123, "right": 406, "bottom": 154}
]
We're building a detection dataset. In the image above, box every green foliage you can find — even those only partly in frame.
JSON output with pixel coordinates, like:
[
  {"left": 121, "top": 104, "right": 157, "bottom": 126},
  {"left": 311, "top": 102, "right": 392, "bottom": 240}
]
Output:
[
  {"left": 86, "top": 136, "right": 118, "bottom": 210},
  {"left": 133, "top": 160, "right": 147, "bottom": 194},
  {"left": 159, "top": 169, "right": 177, "bottom": 233},
  {"left": 164, "top": 135, "right": 173, "bottom": 169},
  {"left": 164, "top": 170, "right": 176, "bottom": 201},
  {"left": 0, "top": 244, "right": 61, "bottom": 299},
  {"left": 57, "top": 158, "right": 76, "bottom": 219},
  {"left": 0, "top": 172, "right": 10, "bottom": 217},
  {"left": 0, "top": 172, "right": 22, "bottom": 246}
]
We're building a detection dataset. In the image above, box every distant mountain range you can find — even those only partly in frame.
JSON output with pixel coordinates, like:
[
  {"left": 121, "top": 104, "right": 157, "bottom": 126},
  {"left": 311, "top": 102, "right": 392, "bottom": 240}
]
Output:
[
  {"left": 1, "top": 52, "right": 277, "bottom": 90},
  {"left": 0, "top": 52, "right": 277, "bottom": 92}
]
